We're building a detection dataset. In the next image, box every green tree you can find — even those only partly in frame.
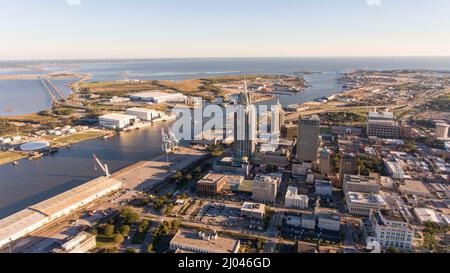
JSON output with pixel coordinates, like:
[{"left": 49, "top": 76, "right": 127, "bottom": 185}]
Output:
[
  {"left": 113, "top": 234, "right": 124, "bottom": 244},
  {"left": 147, "top": 244, "right": 155, "bottom": 253},
  {"left": 125, "top": 248, "right": 137, "bottom": 253},
  {"left": 103, "top": 224, "right": 115, "bottom": 237},
  {"left": 120, "top": 225, "right": 131, "bottom": 236},
  {"left": 172, "top": 171, "right": 183, "bottom": 182},
  {"left": 121, "top": 208, "right": 140, "bottom": 224},
  {"left": 185, "top": 175, "right": 193, "bottom": 183}
]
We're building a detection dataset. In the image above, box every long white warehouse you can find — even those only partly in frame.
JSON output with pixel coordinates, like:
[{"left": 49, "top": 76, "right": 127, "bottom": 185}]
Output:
[
  {"left": 0, "top": 177, "right": 122, "bottom": 249},
  {"left": 125, "top": 108, "right": 164, "bottom": 121},
  {"left": 99, "top": 113, "right": 137, "bottom": 130}
]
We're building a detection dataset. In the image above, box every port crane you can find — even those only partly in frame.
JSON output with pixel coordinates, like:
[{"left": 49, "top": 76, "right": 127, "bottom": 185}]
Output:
[
  {"left": 93, "top": 154, "right": 110, "bottom": 177},
  {"left": 161, "top": 128, "right": 180, "bottom": 165}
]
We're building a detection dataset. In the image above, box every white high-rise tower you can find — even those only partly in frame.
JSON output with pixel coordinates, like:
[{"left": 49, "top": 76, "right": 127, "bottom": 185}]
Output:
[{"left": 234, "top": 78, "right": 257, "bottom": 159}]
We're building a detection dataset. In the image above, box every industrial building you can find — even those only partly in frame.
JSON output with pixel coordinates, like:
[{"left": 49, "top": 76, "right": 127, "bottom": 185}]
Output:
[
  {"left": 99, "top": 113, "right": 137, "bottom": 130},
  {"left": 285, "top": 186, "right": 309, "bottom": 209},
  {"left": 0, "top": 177, "right": 122, "bottom": 249},
  {"left": 318, "top": 214, "right": 341, "bottom": 232},
  {"left": 125, "top": 107, "right": 164, "bottom": 121},
  {"left": 169, "top": 230, "right": 240, "bottom": 253},
  {"left": 130, "top": 91, "right": 187, "bottom": 103},
  {"left": 52, "top": 232, "right": 97, "bottom": 253}
]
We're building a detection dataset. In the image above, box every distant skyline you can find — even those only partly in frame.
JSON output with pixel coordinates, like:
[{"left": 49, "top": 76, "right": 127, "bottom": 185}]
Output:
[{"left": 1, "top": 0, "right": 450, "bottom": 60}]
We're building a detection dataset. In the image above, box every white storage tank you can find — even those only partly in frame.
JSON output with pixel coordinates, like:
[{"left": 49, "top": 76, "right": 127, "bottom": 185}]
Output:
[
  {"left": 1, "top": 138, "right": 12, "bottom": 144},
  {"left": 20, "top": 141, "right": 50, "bottom": 152}
]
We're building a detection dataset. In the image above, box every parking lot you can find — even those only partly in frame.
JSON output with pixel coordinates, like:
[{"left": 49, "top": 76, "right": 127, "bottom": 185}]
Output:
[
  {"left": 281, "top": 222, "right": 342, "bottom": 244},
  {"left": 196, "top": 203, "right": 242, "bottom": 228}
]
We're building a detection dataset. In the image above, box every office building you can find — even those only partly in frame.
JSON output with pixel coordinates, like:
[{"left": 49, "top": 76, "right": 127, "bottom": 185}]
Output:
[
  {"left": 271, "top": 100, "right": 285, "bottom": 134},
  {"left": 252, "top": 174, "right": 281, "bottom": 204},
  {"left": 384, "top": 160, "right": 405, "bottom": 180},
  {"left": 315, "top": 180, "right": 333, "bottom": 197},
  {"left": 197, "top": 173, "right": 228, "bottom": 195},
  {"left": 346, "top": 192, "right": 388, "bottom": 217},
  {"left": 367, "top": 210, "right": 414, "bottom": 251},
  {"left": 367, "top": 112, "right": 400, "bottom": 139},
  {"left": 170, "top": 230, "right": 240, "bottom": 253},
  {"left": 319, "top": 148, "right": 331, "bottom": 176},
  {"left": 285, "top": 186, "right": 309, "bottom": 209},
  {"left": 339, "top": 153, "right": 359, "bottom": 185},
  {"left": 234, "top": 84, "right": 257, "bottom": 159},
  {"left": 297, "top": 115, "right": 320, "bottom": 163},
  {"left": 343, "top": 174, "right": 380, "bottom": 196},
  {"left": 435, "top": 123, "right": 449, "bottom": 139}
]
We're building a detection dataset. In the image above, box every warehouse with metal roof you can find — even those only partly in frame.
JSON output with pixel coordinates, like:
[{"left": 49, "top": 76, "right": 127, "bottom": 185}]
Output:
[{"left": 0, "top": 177, "right": 122, "bottom": 249}]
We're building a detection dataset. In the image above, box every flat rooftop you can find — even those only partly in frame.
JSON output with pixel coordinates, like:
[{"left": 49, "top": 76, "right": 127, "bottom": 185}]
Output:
[
  {"left": 345, "top": 175, "right": 379, "bottom": 184},
  {"left": 99, "top": 113, "right": 137, "bottom": 121},
  {"left": 171, "top": 230, "right": 240, "bottom": 253},
  {"left": 369, "top": 112, "right": 394, "bottom": 120},
  {"left": 198, "top": 173, "right": 227, "bottom": 185},
  {"left": 414, "top": 208, "right": 442, "bottom": 224},
  {"left": 30, "top": 177, "right": 122, "bottom": 217},
  {"left": 241, "top": 202, "right": 266, "bottom": 214},
  {"left": 315, "top": 180, "right": 332, "bottom": 187},
  {"left": 0, "top": 209, "right": 47, "bottom": 244},
  {"left": 348, "top": 192, "right": 386, "bottom": 205},
  {"left": 131, "top": 91, "right": 184, "bottom": 98},
  {"left": 126, "top": 107, "right": 159, "bottom": 113}
]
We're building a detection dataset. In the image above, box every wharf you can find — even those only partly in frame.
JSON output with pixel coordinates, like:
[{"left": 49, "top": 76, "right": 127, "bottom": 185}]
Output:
[{"left": 112, "top": 147, "right": 208, "bottom": 191}]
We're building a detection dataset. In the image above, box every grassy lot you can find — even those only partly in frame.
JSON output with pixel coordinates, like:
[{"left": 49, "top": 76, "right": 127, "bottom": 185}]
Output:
[
  {"left": 81, "top": 74, "right": 284, "bottom": 102},
  {"left": 0, "top": 151, "right": 27, "bottom": 165},
  {"left": 48, "top": 132, "right": 107, "bottom": 146},
  {"left": 96, "top": 235, "right": 119, "bottom": 249},
  {"left": 238, "top": 180, "right": 254, "bottom": 193},
  {"left": 0, "top": 113, "right": 58, "bottom": 124}
]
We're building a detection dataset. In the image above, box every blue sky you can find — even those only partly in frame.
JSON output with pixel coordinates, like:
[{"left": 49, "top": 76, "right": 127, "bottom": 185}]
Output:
[{"left": 1, "top": 0, "right": 450, "bottom": 59}]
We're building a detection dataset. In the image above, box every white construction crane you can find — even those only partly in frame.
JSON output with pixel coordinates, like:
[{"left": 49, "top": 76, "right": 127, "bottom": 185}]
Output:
[{"left": 93, "top": 154, "right": 110, "bottom": 177}]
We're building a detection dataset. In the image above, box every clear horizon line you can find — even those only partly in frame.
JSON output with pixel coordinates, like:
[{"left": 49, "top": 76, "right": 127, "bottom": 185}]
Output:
[{"left": 2, "top": 55, "right": 450, "bottom": 62}]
